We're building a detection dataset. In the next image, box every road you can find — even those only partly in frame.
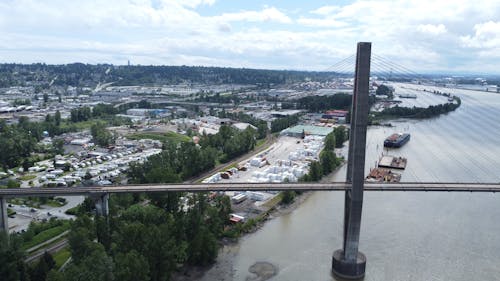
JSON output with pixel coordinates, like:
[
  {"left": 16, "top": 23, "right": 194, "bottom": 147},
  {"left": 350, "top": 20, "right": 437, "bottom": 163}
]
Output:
[
  {"left": 185, "top": 134, "right": 277, "bottom": 183},
  {"left": 3, "top": 182, "right": 500, "bottom": 198}
]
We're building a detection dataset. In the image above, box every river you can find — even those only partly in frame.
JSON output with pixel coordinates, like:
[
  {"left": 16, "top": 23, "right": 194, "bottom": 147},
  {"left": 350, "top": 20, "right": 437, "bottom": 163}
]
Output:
[{"left": 198, "top": 85, "right": 500, "bottom": 281}]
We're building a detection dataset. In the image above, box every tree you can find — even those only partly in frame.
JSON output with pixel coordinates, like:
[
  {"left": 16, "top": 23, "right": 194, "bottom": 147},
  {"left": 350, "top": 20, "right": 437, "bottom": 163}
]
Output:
[
  {"left": 320, "top": 150, "right": 336, "bottom": 175},
  {"left": 7, "top": 179, "right": 20, "bottom": 189},
  {"left": 281, "top": 190, "right": 296, "bottom": 205},
  {"left": 43, "top": 93, "right": 49, "bottom": 103},
  {"left": 63, "top": 245, "right": 114, "bottom": 281},
  {"left": 324, "top": 132, "right": 336, "bottom": 151},
  {"left": 376, "top": 84, "right": 393, "bottom": 99},
  {"left": 54, "top": 110, "right": 61, "bottom": 126},
  {"left": 114, "top": 250, "right": 150, "bottom": 281},
  {"left": 334, "top": 126, "right": 347, "bottom": 148},
  {"left": 95, "top": 216, "right": 111, "bottom": 251},
  {"left": 30, "top": 251, "right": 56, "bottom": 281},
  {"left": 52, "top": 138, "right": 64, "bottom": 155},
  {"left": 0, "top": 232, "right": 29, "bottom": 281},
  {"left": 308, "top": 161, "right": 323, "bottom": 181},
  {"left": 91, "top": 122, "right": 114, "bottom": 147}
]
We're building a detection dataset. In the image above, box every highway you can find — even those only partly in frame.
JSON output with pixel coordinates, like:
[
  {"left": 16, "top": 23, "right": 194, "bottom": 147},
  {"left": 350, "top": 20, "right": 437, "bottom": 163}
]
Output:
[{"left": 2, "top": 182, "right": 500, "bottom": 198}]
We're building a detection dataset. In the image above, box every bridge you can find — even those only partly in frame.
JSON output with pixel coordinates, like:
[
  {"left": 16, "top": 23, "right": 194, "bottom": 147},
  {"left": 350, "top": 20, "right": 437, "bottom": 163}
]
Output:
[
  {"left": 2, "top": 182, "right": 500, "bottom": 198},
  {"left": 0, "top": 42, "right": 495, "bottom": 279}
]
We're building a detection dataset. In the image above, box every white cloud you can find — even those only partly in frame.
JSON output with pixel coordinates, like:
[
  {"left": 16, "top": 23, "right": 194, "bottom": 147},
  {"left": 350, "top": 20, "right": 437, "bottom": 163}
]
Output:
[
  {"left": 310, "top": 5, "right": 340, "bottom": 15},
  {"left": 179, "top": 0, "right": 216, "bottom": 8},
  {"left": 461, "top": 21, "right": 500, "bottom": 49},
  {"left": 297, "top": 17, "right": 346, "bottom": 28},
  {"left": 0, "top": 0, "right": 500, "bottom": 73},
  {"left": 417, "top": 24, "right": 447, "bottom": 36},
  {"left": 215, "top": 7, "right": 292, "bottom": 24}
]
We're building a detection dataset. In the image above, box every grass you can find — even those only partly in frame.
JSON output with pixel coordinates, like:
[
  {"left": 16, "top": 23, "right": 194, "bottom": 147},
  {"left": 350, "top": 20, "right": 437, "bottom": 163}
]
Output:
[
  {"left": 18, "top": 174, "right": 37, "bottom": 181},
  {"left": 256, "top": 138, "right": 267, "bottom": 148},
  {"left": 8, "top": 198, "right": 40, "bottom": 208},
  {"left": 53, "top": 247, "right": 71, "bottom": 269},
  {"left": 27, "top": 235, "right": 67, "bottom": 254},
  {"left": 44, "top": 200, "right": 66, "bottom": 207},
  {"left": 8, "top": 197, "right": 66, "bottom": 208},
  {"left": 261, "top": 192, "right": 283, "bottom": 209},
  {"left": 65, "top": 206, "right": 79, "bottom": 215},
  {"left": 22, "top": 223, "right": 70, "bottom": 251},
  {"left": 60, "top": 120, "right": 97, "bottom": 131},
  {"left": 127, "top": 131, "right": 191, "bottom": 144}
]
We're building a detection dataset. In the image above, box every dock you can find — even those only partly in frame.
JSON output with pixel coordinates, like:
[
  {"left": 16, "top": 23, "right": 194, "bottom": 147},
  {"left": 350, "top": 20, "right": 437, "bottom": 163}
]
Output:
[
  {"left": 378, "top": 155, "right": 407, "bottom": 169},
  {"left": 366, "top": 168, "right": 401, "bottom": 183}
]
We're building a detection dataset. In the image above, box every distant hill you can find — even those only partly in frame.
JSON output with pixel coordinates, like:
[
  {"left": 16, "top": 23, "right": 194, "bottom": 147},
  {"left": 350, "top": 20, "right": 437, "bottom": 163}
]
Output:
[{"left": 0, "top": 63, "right": 338, "bottom": 88}]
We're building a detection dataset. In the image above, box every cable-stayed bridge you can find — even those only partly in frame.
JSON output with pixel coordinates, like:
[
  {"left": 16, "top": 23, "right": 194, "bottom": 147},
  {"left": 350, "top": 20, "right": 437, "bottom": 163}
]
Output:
[{"left": 1, "top": 42, "right": 499, "bottom": 279}]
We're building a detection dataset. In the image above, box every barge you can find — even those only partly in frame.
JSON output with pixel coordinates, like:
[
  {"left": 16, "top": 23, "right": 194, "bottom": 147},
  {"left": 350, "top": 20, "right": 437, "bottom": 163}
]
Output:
[
  {"left": 384, "top": 133, "right": 410, "bottom": 148},
  {"left": 366, "top": 168, "right": 401, "bottom": 183},
  {"left": 378, "top": 155, "right": 407, "bottom": 169}
]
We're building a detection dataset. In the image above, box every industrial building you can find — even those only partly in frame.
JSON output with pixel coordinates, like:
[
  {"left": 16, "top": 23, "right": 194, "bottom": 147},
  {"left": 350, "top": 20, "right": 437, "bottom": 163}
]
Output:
[{"left": 280, "top": 125, "right": 333, "bottom": 137}]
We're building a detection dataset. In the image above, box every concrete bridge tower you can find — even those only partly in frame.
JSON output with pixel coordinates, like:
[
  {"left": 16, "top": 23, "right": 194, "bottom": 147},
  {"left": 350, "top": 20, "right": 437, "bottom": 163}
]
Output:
[{"left": 332, "top": 42, "right": 371, "bottom": 279}]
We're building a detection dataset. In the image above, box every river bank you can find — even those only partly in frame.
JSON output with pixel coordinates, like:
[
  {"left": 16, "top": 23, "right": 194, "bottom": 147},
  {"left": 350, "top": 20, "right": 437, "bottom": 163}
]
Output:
[
  {"left": 172, "top": 191, "right": 314, "bottom": 281},
  {"left": 172, "top": 159, "right": 347, "bottom": 281}
]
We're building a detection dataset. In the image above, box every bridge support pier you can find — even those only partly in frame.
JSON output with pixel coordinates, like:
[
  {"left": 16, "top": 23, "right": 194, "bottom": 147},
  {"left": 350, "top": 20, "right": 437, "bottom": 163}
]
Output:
[
  {"left": 0, "top": 197, "right": 8, "bottom": 233},
  {"left": 93, "top": 193, "right": 109, "bottom": 217},
  {"left": 332, "top": 42, "right": 371, "bottom": 280}
]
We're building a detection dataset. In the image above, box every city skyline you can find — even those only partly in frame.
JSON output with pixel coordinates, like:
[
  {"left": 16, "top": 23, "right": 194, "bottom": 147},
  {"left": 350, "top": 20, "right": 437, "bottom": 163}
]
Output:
[{"left": 1, "top": 0, "right": 500, "bottom": 74}]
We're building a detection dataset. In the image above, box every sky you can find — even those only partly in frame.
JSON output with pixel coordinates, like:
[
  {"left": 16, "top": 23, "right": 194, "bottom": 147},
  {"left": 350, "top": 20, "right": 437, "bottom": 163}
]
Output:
[{"left": 0, "top": 0, "right": 500, "bottom": 74}]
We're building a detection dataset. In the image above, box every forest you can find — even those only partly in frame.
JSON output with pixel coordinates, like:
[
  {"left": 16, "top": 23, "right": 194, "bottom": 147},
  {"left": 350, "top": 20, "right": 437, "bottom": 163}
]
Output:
[
  {"left": 0, "top": 63, "right": 337, "bottom": 88},
  {"left": 376, "top": 97, "right": 461, "bottom": 119}
]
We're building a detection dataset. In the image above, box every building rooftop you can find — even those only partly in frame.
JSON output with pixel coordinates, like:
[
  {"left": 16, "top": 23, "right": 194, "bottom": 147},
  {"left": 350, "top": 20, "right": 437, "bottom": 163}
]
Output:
[{"left": 281, "top": 125, "right": 333, "bottom": 136}]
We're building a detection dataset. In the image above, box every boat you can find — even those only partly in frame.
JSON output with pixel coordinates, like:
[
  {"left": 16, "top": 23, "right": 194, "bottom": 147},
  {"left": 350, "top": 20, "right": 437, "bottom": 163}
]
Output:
[
  {"left": 398, "top": 93, "right": 417, "bottom": 99},
  {"left": 384, "top": 133, "right": 410, "bottom": 148}
]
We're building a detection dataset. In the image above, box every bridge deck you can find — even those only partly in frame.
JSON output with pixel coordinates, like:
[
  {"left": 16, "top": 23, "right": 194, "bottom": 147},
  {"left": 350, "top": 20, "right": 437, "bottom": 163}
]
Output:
[{"left": 1, "top": 182, "right": 500, "bottom": 198}]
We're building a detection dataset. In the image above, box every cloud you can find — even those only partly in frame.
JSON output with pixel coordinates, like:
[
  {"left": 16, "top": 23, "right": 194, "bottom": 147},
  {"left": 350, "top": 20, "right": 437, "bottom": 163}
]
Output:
[
  {"left": 1, "top": 0, "right": 500, "bottom": 73},
  {"left": 215, "top": 7, "right": 292, "bottom": 24},
  {"left": 461, "top": 21, "right": 500, "bottom": 49},
  {"left": 297, "top": 17, "right": 346, "bottom": 28},
  {"left": 310, "top": 6, "right": 340, "bottom": 15},
  {"left": 417, "top": 24, "right": 447, "bottom": 36},
  {"left": 179, "top": 0, "right": 216, "bottom": 8}
]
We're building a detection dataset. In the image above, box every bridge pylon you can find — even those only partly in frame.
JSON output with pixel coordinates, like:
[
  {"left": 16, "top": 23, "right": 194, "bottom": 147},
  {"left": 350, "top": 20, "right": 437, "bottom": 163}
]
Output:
[
  {"left": 0, "top": 197, "right": 8, "bottom": 233},
  {"left": 332, "top": 42, "right": 371, "bottom": 279}
]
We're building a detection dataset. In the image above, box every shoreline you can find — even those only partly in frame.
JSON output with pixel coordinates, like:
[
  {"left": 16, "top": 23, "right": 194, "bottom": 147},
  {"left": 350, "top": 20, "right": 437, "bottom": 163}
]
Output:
[
  {"left": 172, "top": 162, "right": 346, "bottom": 281},
  {"left": 171, "top": 192, "right": 313, "bottom": 281}
]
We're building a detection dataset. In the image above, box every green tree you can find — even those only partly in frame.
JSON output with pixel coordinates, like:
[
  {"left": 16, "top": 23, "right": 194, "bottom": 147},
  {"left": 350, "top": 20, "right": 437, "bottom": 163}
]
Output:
[
  {"left": 114, "top": 250, "right": 150, "bottom": 281},
  {"left": 281, "top": 190, "right": 296, "bottom": 205},
  {"left": 324, "top": 132, "right": 336, "bottom": 151},
  {"left": 63, "top": 245, "right": 114, "bottom": 281},
  {"left": 7, "top": 179, "right": 20, "bottom": 189},
  {"left": 91, "top": 122, "right": 114, "bottom": 147},
  {"left": 334, "top": 126, "right": 347, "bottom": 148},
  {"left": 30, "top": 251, "right": 56, "bottom": 281},
  {"left": 0, "top": 232, "right": 29, "bottom": 281},
  {"left": 54, "top": 110, "right": 61, "bottom": 126},
  {"left": 376, "top": 84, "right": 393, "bottom": 98},
  {"left": 309, "top": 161, "right": 323, "bottom": 181},
  {"left": 43, "top": 93, "right": 49, "bottom": 103},
  {"left": 320, "top": 150, "right": 336, "bottom": 175},
  {"left": 52, "top": 138, "right": 64, "bottom": 155}
]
